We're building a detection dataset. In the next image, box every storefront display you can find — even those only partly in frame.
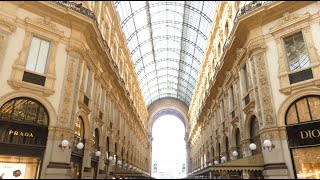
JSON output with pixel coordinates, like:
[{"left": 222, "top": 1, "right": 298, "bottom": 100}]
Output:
[
  {"left": 285, "top": 95, "right": 320, "bottom": 179},
  {"left": 0, "top": 156, "right": 41, "bottom": 179},
  {"left": 0, "top": 98, "right": 49, "bottom": 179}
]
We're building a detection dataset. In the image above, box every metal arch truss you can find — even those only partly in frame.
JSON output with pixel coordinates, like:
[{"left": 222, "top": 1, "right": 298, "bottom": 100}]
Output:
[
  {"left": 140, "top": 74, "right": 196, "bottom": 91},
  {"left": 127, "top": 20, "right": 207, "bottom": 43},
  {"left": 115, "top": 1, "right": 218, "bottom": 107},
  {"left": 134, "top": 48, "right": 201, "bottom": 69},
  {"left": 137, "top": 57, "right": 198, "bottom": 76},
  {"left": 138, "top": 67, "right": 197, "bottom": 84},
  {"left": 131, "top": 35, "right": 204, "bottom": 56},
  {"left": 120, "top": 1, "right": 213, "bottom": 27}
]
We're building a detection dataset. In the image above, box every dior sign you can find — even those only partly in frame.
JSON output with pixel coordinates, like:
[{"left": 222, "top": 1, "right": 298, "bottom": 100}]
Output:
[
  {"left": 286, "top": 121, "right": 320, "bottom": 148},
  {"left": 300, "top": 129, "right": 320, "bottom": 139}
]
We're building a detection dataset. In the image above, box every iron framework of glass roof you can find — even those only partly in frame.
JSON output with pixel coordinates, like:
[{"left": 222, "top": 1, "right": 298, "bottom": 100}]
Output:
[{"left": 114, "top": 1, "right": 218, "bottom": 107}]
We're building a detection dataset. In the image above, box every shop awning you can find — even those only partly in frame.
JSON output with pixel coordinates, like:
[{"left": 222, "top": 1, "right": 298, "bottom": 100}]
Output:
[
  {"left": 111, "top": 166, "right": 149, "bottom": 178},
  {"left": 193, "top": 154, "right": 264, "bottom": 176}
]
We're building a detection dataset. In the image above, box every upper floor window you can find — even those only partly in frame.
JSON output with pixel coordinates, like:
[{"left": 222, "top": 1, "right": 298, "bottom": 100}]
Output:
[
  {"left": 100, "top": 88, "right": 105, "bottom": 110},
  {"left": 26, "top": 36, "right": 50, "bottom": 74},
  {"left": 284, "top": 32, "right": 310, "bottom": 72},
  {"left": 83, "top": 66, "right": 91, "bottom": 95},
  {"left": 221, "top": 100, "right": 225, "bottom": 120},
  {"left": 242, "top": 64, "right": 250, "bottom": 93},
  {"left": 225, "top": 22, "right": 229, "bottom": 38},
  {"left": 217, "top": 43, "right": 221, "bottom": 58},
  {"left": 230, "top": 85, "right": 235, "bottom": 108}
]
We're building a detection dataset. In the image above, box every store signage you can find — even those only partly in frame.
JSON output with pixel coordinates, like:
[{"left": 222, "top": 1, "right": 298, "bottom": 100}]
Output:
[
  {"left": 0, "top": 121, "right": 48, "bottom": 146},
  {"left": 286, "top": 121, "right": 320, "bottom": 148},
  {"left": 8, "top": 130, "right": 34, "bottom": 137}
]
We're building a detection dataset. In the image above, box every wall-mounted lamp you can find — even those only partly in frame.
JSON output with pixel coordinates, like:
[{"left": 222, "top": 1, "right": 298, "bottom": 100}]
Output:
[
  {"left": 249, "top": 143, "right": 257, "bottom": 151},
  {"left": 221, "top": 156, "right": 226, "bottom": 162},
  {"left": 95, "top": 151, "right": 101, "bottom": 157},
  {"left": 262, "top": 139, "right": 275, "bottom": 152},
  {"left": 76, "top": 142, "right": 84, "bottom": 150},
  {"left": 59, "top": 140, "right": 70, "bottom": 151},
  {"left": 232, "top": 151, "right": 238, "bottom": 157}
]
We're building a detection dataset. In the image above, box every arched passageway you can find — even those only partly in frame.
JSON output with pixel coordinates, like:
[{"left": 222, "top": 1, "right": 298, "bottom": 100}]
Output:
[{"left": 151, "top": 115, "right": 187, "bottom": 179}]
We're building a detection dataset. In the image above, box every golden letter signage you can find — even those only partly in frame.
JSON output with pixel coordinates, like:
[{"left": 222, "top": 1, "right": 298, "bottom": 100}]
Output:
[
  {"left": 287, "top": 121, "right": 320, "bottom": 148},
  {"left": 300, "top": 129, "right": 320, "bottom": 139},
  {"left": 0, "top": 121, "right": 48, "bottom": 146},
  {"left": 8, "top": 130, "right": 34, "bottom": 138}
]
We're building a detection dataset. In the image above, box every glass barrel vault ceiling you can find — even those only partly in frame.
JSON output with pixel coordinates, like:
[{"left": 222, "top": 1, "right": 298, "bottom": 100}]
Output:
[{"left": 114, "top": 1, "right": 218, "bottom": 107}]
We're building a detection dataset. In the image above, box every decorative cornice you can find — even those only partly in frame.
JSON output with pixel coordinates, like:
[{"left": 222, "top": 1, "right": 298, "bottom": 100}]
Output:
[
  {"left": 270, "top": 12, "right": 310, "bottom": 34},
  {"left": 25, "top": 16, "right": 63, "bottom": 36},
  {"left": 66, "top": 45, "right": 85, "bottom": 59}
]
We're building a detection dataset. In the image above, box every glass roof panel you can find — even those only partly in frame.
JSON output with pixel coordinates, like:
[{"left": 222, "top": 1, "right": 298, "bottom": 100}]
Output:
[{"left": 115, "top": 1, "right": 219, "bottom": 107}]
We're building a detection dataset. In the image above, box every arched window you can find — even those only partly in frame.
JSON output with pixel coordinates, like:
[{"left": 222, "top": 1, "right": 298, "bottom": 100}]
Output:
[
  {"left": 285, "top": 95, "right": 320, "bottom": 125},
  {"left": 0, "top": 97, "right": 49, "bottom": 146},
  {"left": 115, "top": 142, "right": 118, "bottom": 165},
  {"left": 93, "top": 129, "right": 99, "bottom": 153},
  {"left": 212, "top": 146, "right": 215, "bottom": 164},
  {"left": 225, "top": 137, "right": 230, "bottom": 161},
  {"left": 217, "top": 43, "right": 221, "bottom": 58},
  {"left": 225, "top": 22, "right": 229, "bottom": 38},
  {"left": 73, "top": 117, "right": 85, "bottom": 154},
  {"left": 0, "top": 97, "right": 49, "bottom": 126},
  {"left": 250, "top": 116, "right": 261, "bottom": 155},
  {"left": 106, "top": 137, "right": 110, "bottom": 157},
  {"left": 235, "top": 128, "right": 242, "bottom": 159},
  {"left": 121, "top": 147, "right": 124, "bottom": 166},
  {"left": 217, "top": 143, "right": 221, "bottom": 164}
]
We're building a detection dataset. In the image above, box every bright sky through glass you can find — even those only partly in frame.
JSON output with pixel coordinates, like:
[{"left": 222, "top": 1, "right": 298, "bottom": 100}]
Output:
[
  {"left": 114, "top": 1, "right": 219, "bottom": 106},
  {"left": 152, "top": 115, "right": 186, "bottom": 179}
]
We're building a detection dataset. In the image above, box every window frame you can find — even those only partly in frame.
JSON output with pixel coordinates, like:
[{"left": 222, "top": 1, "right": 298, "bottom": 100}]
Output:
[
  {"left": 25, "top": 35, "right": 52, "bottom": 75},
  {"left": 282, "top": 31, "right": 311, "bottom": 73}
]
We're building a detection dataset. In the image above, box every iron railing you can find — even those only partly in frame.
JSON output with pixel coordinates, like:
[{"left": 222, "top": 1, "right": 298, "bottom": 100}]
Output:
[{"left": 51, "top": 1, "right": 110, "bottom": 51}]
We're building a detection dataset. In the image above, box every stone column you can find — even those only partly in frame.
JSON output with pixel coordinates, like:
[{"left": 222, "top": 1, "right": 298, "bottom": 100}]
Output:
[{"left": 260, "top": 128, "right": 292, "bottom": 179}]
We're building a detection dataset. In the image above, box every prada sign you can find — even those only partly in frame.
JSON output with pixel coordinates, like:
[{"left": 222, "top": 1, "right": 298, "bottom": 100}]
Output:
[
  {"left": 286, "top": 121, "right": 320, "bottom": 148},
  {"left": 8, "top": 130, "right": 34, "bottom": 137},
  {"left": 0, "top": 121, "right": 48, "bottom": 147}
]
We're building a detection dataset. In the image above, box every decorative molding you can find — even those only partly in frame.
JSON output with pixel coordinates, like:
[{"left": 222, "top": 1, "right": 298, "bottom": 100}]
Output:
[
  {"left": 0, "top": 16, "right": 17, "bottom": 32},
  {"left": 58, "top": 54, "right": 82, "bottom": 125},
  {"left": 254, "top": 54, "right": 275, "bottom": 125},
  {"left": 66, "top": 45, "right": 85, "bottom": 59},
  {"left": 236, "top": 48, "right": 246, "bottom": 61},
  {"left": 276, "top": 12, "right": 304, "bottom": 27},
  {"left": 27, "top": 16, "right": 59, "bottom": 31},
  {"left": 270, "top": 12, "right": 310, "bottom": 34}
]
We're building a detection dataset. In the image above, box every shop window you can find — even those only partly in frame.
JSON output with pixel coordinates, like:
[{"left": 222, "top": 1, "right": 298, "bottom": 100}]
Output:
[
  {"left": 292, "top": 146, "right": 320, "bottom": 179},
  {"left": 285, "top": 96, "right": 320, "bottom": 179},
  {"left": 0, "top": 156, "right": 41, "bottom": 179},
  {"left": 285, "top": 95, "right": 320, "bottom": 125}
]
